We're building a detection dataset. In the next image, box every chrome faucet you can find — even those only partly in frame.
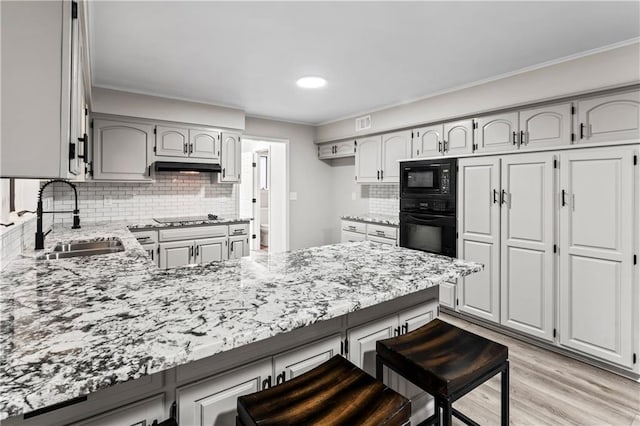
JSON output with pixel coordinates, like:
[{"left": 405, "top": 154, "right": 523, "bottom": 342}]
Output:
[{"left": 35, "top": 179, "right": 80, "bottom": 250}]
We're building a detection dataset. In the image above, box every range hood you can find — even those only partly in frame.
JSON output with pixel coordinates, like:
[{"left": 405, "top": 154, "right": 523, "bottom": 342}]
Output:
[{"left": 154, "top": 161, "right": 222, "bottom": 173}]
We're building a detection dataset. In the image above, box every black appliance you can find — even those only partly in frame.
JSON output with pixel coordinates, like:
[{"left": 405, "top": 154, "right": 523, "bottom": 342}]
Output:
[
  {"left": 399, "top": 158, "right": 457, "bottom": 257},
  {"left": 154, "top": 161, "right": 222, "bottom": 173}
]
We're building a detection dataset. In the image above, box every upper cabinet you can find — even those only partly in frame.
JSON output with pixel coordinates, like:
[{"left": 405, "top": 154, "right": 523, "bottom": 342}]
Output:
[
  {"left": 355, "top": 136, "right": 382, "bottom": 183},
  {"left": 154, "top": 126, "right": 220, "bottom": 160},
  {"left": 155, "top": 126, "right": 189, "bottom": 157},
  {"left": 92, "top": 119, "right": 154, "bottom": 181},
  {"left": 576, "top": 90, "right": 640, "bottom": 144},
  {"left": 412, "top": 124, "right": 443, "bottom": 158},
  {"left": 220, "top": 132, "right": 241, "bottom": 183},
  {"left": 519, "top": 103, "right": 573, "bottom": 149},
  {"left": 318, "top": 140, "right": 355, "bottom": 160},
  {"left": 443, "top": 119, "right": 474, "bottom": 155},
  {"left": 1, "top": 0, "right": 89, "bottom": 179},
  {"left": 190, "top": 129, "right": 220, "bottom": 160},
  {"left": 475, "top": 112, "right": 519, "bottom": 153},
  {"left": 355, "top": 131, "right": 410, "bottom": 184}
]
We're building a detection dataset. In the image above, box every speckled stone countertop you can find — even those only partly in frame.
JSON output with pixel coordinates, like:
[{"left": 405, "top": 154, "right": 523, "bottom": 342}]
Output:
[
  {"left": 127, "top": 216, "right": 251, "bottom": 230},
  {"left": 341, "top": 214, "right": 399, "bottom": 227},
  {"left": 0, "top": 222, "right": 481, "bottom": 419}
]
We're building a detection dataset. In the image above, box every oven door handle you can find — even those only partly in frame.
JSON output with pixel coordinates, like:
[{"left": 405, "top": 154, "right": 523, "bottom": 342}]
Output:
[{"left": 403, "top": 215, "right": 452, "bottom": 225}]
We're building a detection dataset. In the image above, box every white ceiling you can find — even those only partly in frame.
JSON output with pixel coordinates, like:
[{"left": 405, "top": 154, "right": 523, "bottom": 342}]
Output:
[{"left": 89, "top": 1, "right": 640, "bottom": 125}]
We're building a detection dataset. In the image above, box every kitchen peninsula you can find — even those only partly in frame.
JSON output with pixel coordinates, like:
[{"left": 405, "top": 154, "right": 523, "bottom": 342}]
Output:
[{"left": 0, "top": 223, "right": 481, "bottom": 425}]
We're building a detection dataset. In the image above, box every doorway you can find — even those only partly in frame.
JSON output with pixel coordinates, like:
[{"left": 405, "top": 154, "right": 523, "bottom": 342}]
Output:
[{"left": 238, "top": 138, "right": 289, "bottom": 253}]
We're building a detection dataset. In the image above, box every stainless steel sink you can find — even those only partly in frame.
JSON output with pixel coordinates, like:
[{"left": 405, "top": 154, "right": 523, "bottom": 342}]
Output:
[{"left": 37, "top": 238, "right": 124, "bottom": 260}]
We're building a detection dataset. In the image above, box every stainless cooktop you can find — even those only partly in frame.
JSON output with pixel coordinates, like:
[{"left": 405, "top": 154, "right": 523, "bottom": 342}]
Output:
[{"left": 153, "top": 214, "right": 218, "bottom": 224}]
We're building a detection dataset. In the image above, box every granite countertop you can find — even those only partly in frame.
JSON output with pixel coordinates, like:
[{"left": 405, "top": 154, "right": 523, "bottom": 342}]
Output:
[
  {"left": 0, "top": 222, "right": 481, "bottom": 419},
  {"left": 341, "top": 214, "right": 400, "bottom": 227},
  {"left": 127, "top": 216, "right": 251, "bottom": 230}
]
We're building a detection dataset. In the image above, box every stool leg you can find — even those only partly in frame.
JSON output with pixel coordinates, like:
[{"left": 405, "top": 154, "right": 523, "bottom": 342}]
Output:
[
  {"left": 501, "top": 361, "right": 510, "bottom": 426},
  {"left": 376, "top": 355, "right": 383, "bottom": 382},
  {"left": 442, "top": 399, "right": 452, "bottom": 426},
  {"left": 434, "top": 397, "right": 441, "bottom": 426}
]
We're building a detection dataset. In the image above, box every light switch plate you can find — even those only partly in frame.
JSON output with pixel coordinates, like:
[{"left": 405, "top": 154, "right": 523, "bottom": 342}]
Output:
[{"left": 289, "top": 192, "right": 298, "bottom": 201}]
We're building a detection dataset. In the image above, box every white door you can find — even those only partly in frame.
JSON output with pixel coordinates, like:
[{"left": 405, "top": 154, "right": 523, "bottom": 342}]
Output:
[
  {"left": 355, "top": 136, "right": 381, "bottom": 183},
  {"left": 156, "top": 126, "right": 189, "bottom": 158},
  {"left": 444, "top": 119, "right": 473, "bottom": 155},
  {"left": 519, "top": 103, "right": 573, "bottom": 149},
  {"left": 221, "top": 133, "right": 241, "bottom": 182},
  {"left": 412, "top": 124, "right": 443, "bottom": 158},
  {"left": 70, "top": 395, "right": 165, "bottom": 426},
  {"left": 177, "top": 358, "right": 272, "bottom": 426},
  {"left": 458, "top": 157, "right": 501, "bottom": 323},
  {"left": 273, "top": 335, "right": 342, "bottom": 384},
  {"left": 381, "top": 130, "right": 412, "bottom": 183},
  {"left": 195, "top": 237, "right": 228, "bottom": 264},
  {"left": 159, "top": 240, "right": 193, "bottom": 269},
  {"left": 559, "top": 148, "right": 635, "bottom": 367},
  {"left": 92, "top": 119, "right": 153, "bottom": 181},
  {"left": 347, "top": 315, "right": 398, "bottom": 384},
  {"left": 500, "top": 153, "right": 555, "bottom": 341},
  {"left": 317, "top": 143, "right": 334, "bottom": 159},
  {"left": 577, "top": 90, "right": 640, "bottom": 143},
  {"left": 189, "top": 129, "right": 220, "bottom": 159},
  {"left": 229, "top": 235, "right": 248, "bottom": 259},
  {"left": 476, "top": 112, "right": 519, "bottom": 153},
  {"left": 334, "top": 140, "right": 355, "bottom": 157}
]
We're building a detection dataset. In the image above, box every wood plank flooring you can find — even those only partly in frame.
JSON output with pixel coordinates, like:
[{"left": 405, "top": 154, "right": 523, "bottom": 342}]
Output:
[{"left": 439, "top": 313, "right": 640, "bottom": 426}]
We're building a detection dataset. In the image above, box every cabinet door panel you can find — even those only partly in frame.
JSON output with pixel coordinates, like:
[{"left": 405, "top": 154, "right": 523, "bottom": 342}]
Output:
[
  {"left": 347, "top": 315, "right": 397, "bottom": 383},
  {"left": 334, "top": 140, "right": 355, "bottom": 157},
  {"left": 577, "top": 91, "right": 640, "bottom": 143},
  {"left": 317, "top": 143, "right": 334, "bottom": 159},
  {"left": 559, "top": 148, "right": 634, "bottom": 367},
  {"left": 221, "top": 133, "right": 241, "bottom": 182},
  {"left": 70, "top": 395, "right": 165, "bottom": 426},
  {"left": 458, "top": 240, "right": 500, "bottom": 322},
  {"left": 341, "top": 230, "right": 366, "bottom": 243},
  {"left": 190, "top": 129, "right": 219, "bottom": 159},
  {"left": 413, "top": 124, "right": 443, "bottom": 158},
  {"left": 273, "top": 335, "right": 342, "bottom": 382},
  {"left": 500, "top": 154, "right": 555, "bottom": 340},
  {"left": 156, "top": 126, "right": 188, "bottom": 157},
  {"left": 229, "top": 235, "right": 248, "bottom": 259},
  {"left": 177, "top": 359, "right": 272, "bottom": 426},
  {"left": 459, "top": 158, "right": 501, "bottom": 240},
  {"left": 93, "top": 120, "right": 153, "bottom": 181},
  {"left": 476, "top": 112, "right": 519, "bottom": 152},
  {"left": 444, "top": 120, "right": 473, "bottom": 155},
  {"left": 196, "top": 237, "right": 228, "bottom": 264},
  {"left": 355, "top": 136, "right": 381, "bottom": 183},
  {"left": 381, "top": 131, "right": 412, "bottom": 182},
  {"left": 520, "top": 103, "right": 572, "bottom": 148},
  {"left": 439, "top": 281, "right": 456, "bottom": 309},
  {"left": 159, "top": 241, "right": 193, "bottom": 269}
]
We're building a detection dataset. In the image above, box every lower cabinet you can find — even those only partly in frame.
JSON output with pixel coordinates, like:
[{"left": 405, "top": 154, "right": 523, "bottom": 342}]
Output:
[
  {"left": 196, "top": 237, "right": 229, "bottom": 264},
  {"left": 70, "top": 395, "right": 165, "bottom": 426},
  {"left": 177, "top": 335, "right": 343, "bottom": 426},
  {"left": 347, "top": 300, "right": 438, "bottom": 425},
  {"left": 438, "top": 280, "right": 456, "bottom": 309},
  {"left": 159, "top": 240, "right": 193, "bottom": 269},
  {"left": 228, "top": 235, "right": 249, "bottom": 259},
  {"left": 340, "top": 220, "right": 398, "bottom": 246}
]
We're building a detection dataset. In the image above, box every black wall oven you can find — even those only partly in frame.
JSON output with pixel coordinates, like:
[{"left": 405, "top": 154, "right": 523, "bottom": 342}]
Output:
[{"left": 399, "top": 158, "right": 457, "bottom": 257}]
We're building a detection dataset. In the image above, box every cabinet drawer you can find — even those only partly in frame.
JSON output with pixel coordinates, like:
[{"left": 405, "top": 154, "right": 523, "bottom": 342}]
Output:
[
  {"left": 159, "top": 225, "right": 228, "bottom": 242},
  {"left": 342, "top": 220, "right": 366, "bottom": 234},
  {"left": 367, "top": 235, "right": 396, "bottom": 246},
  {"left": 130, "top": 229, "right": 158, "bottom": 245},
  {"left": 229, "top": 223, "right": 249, "bottom": 236},
  {"left": 367, "top": 224, "right": 397, "bottom": 240},
  {"left": 341, "top": 230, "right": 366, "bottom": 243},
  {"left": 439, "top": 281, "right": 456, "bottom": 309}
]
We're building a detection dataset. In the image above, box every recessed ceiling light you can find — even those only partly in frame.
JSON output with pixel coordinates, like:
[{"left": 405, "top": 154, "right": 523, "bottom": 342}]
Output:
[{"left": 296, "top": 76, "right": 327, "bottom": 89}]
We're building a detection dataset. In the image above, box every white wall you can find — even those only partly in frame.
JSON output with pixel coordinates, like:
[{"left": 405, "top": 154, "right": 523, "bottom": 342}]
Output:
[
  {"left": 244, "top": 117, "right": 334, "bottom": 250},
  {"left": 316, "top": 42, "right": 640, "bottom": 142}
]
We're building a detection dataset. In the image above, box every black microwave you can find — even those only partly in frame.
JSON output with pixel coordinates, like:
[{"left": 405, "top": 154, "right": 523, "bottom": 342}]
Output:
[{"left": 400, "top": 159, "right": 457, "bottom": 198}]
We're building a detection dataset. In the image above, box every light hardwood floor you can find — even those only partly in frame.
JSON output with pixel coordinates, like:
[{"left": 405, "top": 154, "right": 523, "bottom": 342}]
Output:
[{"left": 438, "top": 313, "right": 640, "bottom": 426}]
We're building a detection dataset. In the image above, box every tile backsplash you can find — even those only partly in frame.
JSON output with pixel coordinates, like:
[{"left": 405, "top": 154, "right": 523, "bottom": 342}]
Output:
[
  {"left": 368, "top": 184, "right": 399, "bottom": 216},
  {"left": 51, "top": 172, "right": 238, "bottom": 225}
]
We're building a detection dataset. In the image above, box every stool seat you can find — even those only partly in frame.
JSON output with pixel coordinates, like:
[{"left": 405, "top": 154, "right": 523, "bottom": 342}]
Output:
[
  {"left": 377, "top": 319, "right": 508, "bottom": 398},
  {"left": 237, "top": 355, "right": 410, "bottom": 426}
]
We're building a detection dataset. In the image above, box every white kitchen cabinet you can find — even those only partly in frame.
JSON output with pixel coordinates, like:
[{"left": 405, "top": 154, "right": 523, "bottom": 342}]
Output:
[
  {"left": 196, "top": 237, "right": 229, "bottom": 263},
  {"left": 70, "top": 394, "right": 165, "bottom": 426},
  {"left": 457, "top": 157, "right": 501, "bottom": 323},
  {"left": 92, "top": 119, "right": 154, "bottom": 181},
  {"left": 220, "top": 132, "right": 241, "bottom": 183},
  {"left": 439, "top": 281, "right": 456, "bottom": 309},
  {"left": 178, "top": 358, "right": 272, "bottom": 426},
  {"left": 500, "top": 154, "right": 555, "bottom": 341},
  {"left": 412, "top": 124, "right": 443, "bottom": 158},
  {"left": 367, "top": 235, "right": 396, "bottom": 245},
  {"left": 1, "top": 1, "right": 88, "bottom": 179},
  {"left": 318, "top": 140, "right": 355, "bottom": 159},
  {"left": 381, "top": 130, "right": 412, "bottom": 182},
  {"left": 159, "top": 240, "right": 194, "bottom": 269},
  {"left": 341, "top": 230, "right": 367, "bottom": 243},
  {"left": 229, "top": 235, "right": 249, "bottom": 259},
  {"left": 273, "top": 335, "right": 342, "bottom": 383},
  {"left": 190, "top": 129, "right": 220, "bottom": 160},
  {"left": 443, "top": 119, "right": 474, "bottom": 155},
  {"left": 475, "top": 112, "right": 519, "bottom": 153},
  {"left": 519, "top": 103, "right": 573, "bottom": 149},
  {"left": 355, "top": 136, "right": 382, "bottom": 183},
  {"left": 577, "top": 90, "right": 640, "bottom": 144},
  {"left": 340, "top": 220, "right": 398, "bottom": 246},
  {"left": 69, "top": 11, "right": 89, "bottom": 179},
  {"left": 559, "top": 147, "right": 635, "bottom": 368},
  {"left": 155, "top": 126, "right": 189, "bottom": 158}
]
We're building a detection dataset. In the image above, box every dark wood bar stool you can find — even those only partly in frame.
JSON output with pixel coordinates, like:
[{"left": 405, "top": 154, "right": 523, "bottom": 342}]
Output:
[
  {"left": 237, "top": 355, "right": 411, "bottom": 426},
  {"left": 376, "top": 319, "right": 509, "bottom": 426}
]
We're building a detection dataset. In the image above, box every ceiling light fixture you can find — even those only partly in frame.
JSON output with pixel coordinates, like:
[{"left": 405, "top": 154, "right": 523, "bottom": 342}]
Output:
[{"left": 296, "top": 76, "right": 327, "bottom": 89}]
